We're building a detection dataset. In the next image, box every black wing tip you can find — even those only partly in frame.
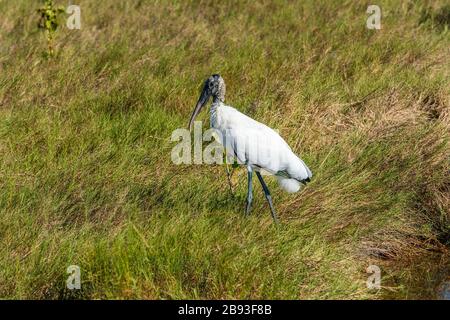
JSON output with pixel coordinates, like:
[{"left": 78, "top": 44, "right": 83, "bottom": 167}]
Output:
[{"left": 301, "top": 177, "right": 311, "bottom": 184}]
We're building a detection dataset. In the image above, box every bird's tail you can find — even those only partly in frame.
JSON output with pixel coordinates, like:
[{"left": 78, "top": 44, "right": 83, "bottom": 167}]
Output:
[
  {"left": 276, "top": 155, "right": 312, "bottom": 193},
  {"left": 277, "top": 176, "right": 302, "bottom": 193}
]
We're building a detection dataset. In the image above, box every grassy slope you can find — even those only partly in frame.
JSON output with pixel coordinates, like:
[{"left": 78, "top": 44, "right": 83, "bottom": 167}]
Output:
[{"left": 0, "top": 0, "right": 449, "bottom": 299}]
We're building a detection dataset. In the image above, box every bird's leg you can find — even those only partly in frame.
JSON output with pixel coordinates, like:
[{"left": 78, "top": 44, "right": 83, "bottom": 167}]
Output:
[
  {"left": 225, "top": 162, "right": 234, "bottom": 197},
  {"left": 245, "top": 166, "right": 253, "bottom": 216},
  {"left": 255, "top": 172, "right": 279, "bottom": 223}
]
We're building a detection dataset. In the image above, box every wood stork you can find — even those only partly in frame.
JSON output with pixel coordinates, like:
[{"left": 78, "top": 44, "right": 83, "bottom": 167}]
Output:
[{"left": 188, "top": 74, "right": 312, "bottom": 222}]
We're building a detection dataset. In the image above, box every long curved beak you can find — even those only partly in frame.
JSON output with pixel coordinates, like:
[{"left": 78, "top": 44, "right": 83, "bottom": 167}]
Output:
[{"left": 188, "top": 84, "right": 210, "bottom": 131}]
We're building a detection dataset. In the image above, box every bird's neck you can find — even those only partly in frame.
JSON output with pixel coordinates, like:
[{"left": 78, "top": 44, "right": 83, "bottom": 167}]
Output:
[
  {"left": 212, "top": 95, "right": 224, "bottom": 104},
  {"left": 210, "top": 100, "right": 223, "bottom": 128},
  {"left": 210, "top": 100, "right": 220, "bottom": 115}
]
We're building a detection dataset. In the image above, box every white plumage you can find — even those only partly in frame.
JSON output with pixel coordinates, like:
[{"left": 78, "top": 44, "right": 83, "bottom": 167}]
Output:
[
  {"left": 189, "top": 74, "right": 312, "bottom": 221},
  {"left": 210, "top": 103, "right": 312, "bottom": 193}
]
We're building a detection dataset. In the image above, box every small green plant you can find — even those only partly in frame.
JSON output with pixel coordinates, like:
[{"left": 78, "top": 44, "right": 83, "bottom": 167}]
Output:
[{"left": 37, "top": 0, "right": 65, "bottom": 57}]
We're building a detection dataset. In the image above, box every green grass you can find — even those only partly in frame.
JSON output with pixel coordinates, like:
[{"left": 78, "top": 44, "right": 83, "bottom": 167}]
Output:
[{"left": 0, "top": 0, "right": 449, "bottom": 299}]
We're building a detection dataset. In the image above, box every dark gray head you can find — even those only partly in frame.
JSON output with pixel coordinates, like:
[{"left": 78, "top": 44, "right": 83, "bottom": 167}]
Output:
[{"left": 188, "top": 74, "right": 226, "bottom": 131}]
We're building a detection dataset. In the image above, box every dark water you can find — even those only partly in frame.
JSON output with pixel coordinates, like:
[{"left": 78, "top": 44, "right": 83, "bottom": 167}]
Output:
[
  {"left": 437, "top": 279, "right": 450, "bottom": 300},
  {"left": 382, "top": 253, "right": 450, "bottom": 300}
]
